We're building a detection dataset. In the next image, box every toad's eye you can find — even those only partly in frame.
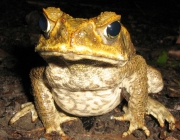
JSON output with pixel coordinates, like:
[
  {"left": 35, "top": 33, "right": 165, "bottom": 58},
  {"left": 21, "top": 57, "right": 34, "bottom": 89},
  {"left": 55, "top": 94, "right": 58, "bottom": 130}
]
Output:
[
  {"left": 39, "top": 14, "right": 50, "bottom": 33},
  {"left": 104, "top": 21, "right": 121, "bottom": 39}
]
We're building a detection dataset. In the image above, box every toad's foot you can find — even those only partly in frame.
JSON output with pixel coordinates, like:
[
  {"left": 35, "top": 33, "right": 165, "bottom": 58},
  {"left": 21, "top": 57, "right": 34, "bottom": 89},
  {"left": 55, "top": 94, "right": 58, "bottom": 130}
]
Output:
[
  {"left": 111, "top": 107, "right": 150, "bottom": 137},
  {"left": 44, "top": 112, "right": 77, "bottom": 136},
  {"left": 146, "top": 97, "right": 175, "bottom": 130},
  {"left": 9, "top": 102, "right": 38, "bottom": 124},
  {"left": 9, "top": 102, "right": 77, "bottom": 136}
]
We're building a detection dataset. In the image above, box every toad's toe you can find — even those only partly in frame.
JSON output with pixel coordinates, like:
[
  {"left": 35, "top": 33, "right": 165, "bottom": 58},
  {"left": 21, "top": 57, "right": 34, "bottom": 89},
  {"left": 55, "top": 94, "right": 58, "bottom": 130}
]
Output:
[
  {"left": 112, "top": 113, "right": 150, "bottom": 137},
  {"left": 146, "top": 97, "right": 175, "bottom": 130},
  {"left": 9, "top": 102, "right": 38, "bottom": 124}
]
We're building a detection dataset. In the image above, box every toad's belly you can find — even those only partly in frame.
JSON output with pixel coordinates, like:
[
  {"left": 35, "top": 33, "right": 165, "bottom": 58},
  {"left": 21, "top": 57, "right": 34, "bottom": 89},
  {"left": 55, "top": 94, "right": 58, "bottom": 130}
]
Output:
[{"left": 52, "top": 87, "right": 122, "bottom": 116}]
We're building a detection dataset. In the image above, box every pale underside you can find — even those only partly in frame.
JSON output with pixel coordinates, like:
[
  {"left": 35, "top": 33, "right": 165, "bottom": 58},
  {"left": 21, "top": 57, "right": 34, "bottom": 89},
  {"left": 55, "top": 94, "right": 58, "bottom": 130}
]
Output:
[
  {"left": 53, "top": 88, "right": 122, "bottom": 116},
  {"left": 45, "top": 60, "right": 124, "bottom": 116}
]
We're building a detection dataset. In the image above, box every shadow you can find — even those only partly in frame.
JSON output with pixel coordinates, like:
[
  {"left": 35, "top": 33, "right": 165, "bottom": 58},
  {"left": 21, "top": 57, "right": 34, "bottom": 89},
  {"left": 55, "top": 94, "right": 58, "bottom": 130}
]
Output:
[{"left": 12, "top": 44, "right": 46, "bottom": 101}]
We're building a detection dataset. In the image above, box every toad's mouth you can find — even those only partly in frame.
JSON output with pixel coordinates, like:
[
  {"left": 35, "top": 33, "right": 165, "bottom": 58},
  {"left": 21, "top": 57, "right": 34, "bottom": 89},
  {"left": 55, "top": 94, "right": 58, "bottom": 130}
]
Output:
[{"left": 39, "top": 52, "right": 128, "bottom": 66}]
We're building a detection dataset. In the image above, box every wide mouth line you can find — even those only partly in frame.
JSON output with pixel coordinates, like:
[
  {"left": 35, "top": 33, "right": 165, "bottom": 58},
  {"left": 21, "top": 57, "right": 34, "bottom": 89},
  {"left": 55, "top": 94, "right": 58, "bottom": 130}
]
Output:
[
  {"left": 39, "top": 51, "right": 122, "bottom": 64},
  {"left": 39, "top": 51, "right": 129, "bottom": 67}
]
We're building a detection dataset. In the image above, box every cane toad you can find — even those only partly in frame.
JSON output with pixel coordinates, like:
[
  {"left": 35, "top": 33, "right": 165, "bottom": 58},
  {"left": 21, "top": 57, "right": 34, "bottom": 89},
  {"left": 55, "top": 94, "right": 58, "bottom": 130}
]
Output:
[{"left": 10, "top": 7, "right": 175, "bottom": 137}]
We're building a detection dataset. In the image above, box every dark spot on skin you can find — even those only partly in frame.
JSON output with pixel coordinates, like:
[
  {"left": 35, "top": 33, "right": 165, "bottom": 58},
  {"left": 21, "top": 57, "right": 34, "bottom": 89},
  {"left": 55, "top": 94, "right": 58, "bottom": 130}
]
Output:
[
  {"left": 44, "top": 94, "right": 49, "bottom": 99},
  {"left": 93, "top": 101, "right": 99, "bottom": 105},
  {"left": 46, "top": 100, "right": 51, "bottom": 104}
]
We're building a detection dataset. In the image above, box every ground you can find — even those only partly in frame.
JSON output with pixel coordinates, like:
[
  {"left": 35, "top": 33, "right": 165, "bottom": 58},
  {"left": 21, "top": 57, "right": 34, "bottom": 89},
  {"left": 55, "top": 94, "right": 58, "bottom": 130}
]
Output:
[{"left": 0, "top": 0, "right": 180, "bottom": 140}]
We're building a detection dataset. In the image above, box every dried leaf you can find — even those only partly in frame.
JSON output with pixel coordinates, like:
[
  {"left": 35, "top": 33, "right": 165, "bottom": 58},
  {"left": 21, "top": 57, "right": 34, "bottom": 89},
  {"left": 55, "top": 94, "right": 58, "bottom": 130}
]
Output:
[
  {"left": 176, "top": 35, "right": 180, "bottom": 44},
  {"left": 175, "top": 120, "right": 180, "bottom": 130},
  {"left": 168, "top": 50, "right": 180, "bottom": 58}
]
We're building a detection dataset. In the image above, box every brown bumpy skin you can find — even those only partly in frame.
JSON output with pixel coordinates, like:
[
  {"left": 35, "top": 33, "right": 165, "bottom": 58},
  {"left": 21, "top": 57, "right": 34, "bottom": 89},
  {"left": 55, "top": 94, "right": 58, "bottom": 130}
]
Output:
[{"left": 10, "top": 7, "right": 175, "bottom": 137}]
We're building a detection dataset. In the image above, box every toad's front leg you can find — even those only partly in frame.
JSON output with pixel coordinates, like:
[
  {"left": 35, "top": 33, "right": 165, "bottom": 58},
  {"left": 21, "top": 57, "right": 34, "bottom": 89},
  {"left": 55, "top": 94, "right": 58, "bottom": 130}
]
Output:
[
  {"left": 113, "top": 58, "right": 150, "bottom": 137},
  {"left": 114, "top": 78, "right": 150, "bottom": 137},
  {"left": 10, "top": 67, "right": 77, "bottom": 136},
  {"left": 30, "top": 67, "right": 77, "bottom": 136}
]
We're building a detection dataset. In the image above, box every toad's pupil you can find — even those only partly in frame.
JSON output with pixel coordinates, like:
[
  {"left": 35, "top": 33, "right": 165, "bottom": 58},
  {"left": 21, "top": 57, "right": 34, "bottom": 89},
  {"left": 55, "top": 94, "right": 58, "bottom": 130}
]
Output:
[
  {"left": 107, "top": 21, "right": 121, "bottom": 37},
  {"left": 39, "top": 14, "right": 48, "bottom": 31}
]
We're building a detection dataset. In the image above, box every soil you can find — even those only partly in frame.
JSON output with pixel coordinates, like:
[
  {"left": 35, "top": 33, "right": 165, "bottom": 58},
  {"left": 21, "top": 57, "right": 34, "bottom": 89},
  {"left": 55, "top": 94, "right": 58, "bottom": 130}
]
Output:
[{"left": 0, "top": 0, "right": 180, "bottom": 140}]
